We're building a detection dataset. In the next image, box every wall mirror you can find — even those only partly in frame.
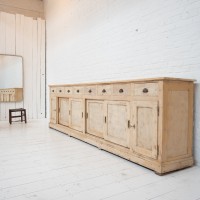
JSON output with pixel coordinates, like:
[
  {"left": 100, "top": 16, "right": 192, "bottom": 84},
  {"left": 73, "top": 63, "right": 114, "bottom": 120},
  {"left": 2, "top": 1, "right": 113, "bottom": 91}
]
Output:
[
  {"left": 0, "top": 55, "right": 23, "bottom": 102},
  {"left": 0, "top": 54, "right": 23, "bottom": 88}
]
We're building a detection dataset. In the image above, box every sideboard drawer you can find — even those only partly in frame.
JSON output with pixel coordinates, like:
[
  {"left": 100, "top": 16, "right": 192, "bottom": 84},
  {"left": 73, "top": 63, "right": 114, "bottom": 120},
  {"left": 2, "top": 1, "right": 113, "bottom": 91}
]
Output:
[
  {"left": 113, "top": 84, "right": 131, "bottom": 95},
  {"left": 133, "top": 83, "right": 158, "bottom": 96},
  {"left": 84, "top": 86, "right": 96, "bottom": 95},
  {"left": 50, "top": 87, "right": 56, "bottom": 93},
  {"left": 0, "top": 89, "right": 14, "bottom": 94},
  {"left": 56, "top": 87, "right": 65, "bottom": 94},
  {"left": 97, "top": 85, "right": 113, "bottom": 95},
  {"left": 65, "top": 87, "right": 73, "bottom": 94},
  {"left": 73, "top": 87, "right": 84, "bottom": 95}
]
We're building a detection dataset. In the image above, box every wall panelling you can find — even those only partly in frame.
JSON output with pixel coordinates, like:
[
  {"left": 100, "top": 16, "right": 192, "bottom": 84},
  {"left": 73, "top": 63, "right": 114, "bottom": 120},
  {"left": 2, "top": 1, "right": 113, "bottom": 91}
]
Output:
[{"left": 0, "top": 12, "right": 45, "bottom": 120}]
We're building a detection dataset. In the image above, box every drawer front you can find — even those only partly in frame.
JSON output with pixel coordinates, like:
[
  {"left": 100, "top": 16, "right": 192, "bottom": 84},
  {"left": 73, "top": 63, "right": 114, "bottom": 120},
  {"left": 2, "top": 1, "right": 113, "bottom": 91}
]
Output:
[
  {"left": 50, "top": 87, "right": 56, "bottom": 93},
  {"left": 65, "top": 87, "right": 73, "bottom": 94},
  {"left": 84, "top": 86, "right": 97, "bottom": 95},
  {"left": 73, "top": 87, "right": 84, "bottom": 95},
  {"left": 1, "top": 89, "right": 14, "bottom": 94},
  {"left": 133, "top": 83, "right": 158, "bottom": 96},
  {"left": 97, "top": 85, "right": 113, "bottom": 95},
  {"left": 113, "top": 84, "right": 131, "bottom": 95},
  {"left": 56, "top": 87, "right": 65, "bottom": 94}
]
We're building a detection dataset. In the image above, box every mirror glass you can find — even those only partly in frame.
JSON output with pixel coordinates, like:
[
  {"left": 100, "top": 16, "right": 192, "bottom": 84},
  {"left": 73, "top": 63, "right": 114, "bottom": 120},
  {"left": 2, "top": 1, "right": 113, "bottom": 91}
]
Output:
[{"left": 0, "top": 55, "right": 23, "bottom": 89}]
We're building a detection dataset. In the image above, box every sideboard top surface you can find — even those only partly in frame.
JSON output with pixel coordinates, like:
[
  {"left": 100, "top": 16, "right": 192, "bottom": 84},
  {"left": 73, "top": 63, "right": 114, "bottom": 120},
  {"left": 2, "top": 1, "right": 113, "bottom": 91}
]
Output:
[{"left": 49, "top": 77, "right": 195, "bottom": 87}]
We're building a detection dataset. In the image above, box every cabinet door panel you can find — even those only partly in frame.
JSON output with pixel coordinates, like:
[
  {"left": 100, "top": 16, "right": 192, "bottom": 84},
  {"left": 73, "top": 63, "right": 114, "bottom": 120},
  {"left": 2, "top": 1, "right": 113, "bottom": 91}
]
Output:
[
  {"left": 132, "top": 100, "right": 158, "bottom": 159},
  {"left": 50, "top": 97, "right": 57, "bottom": 124},
  {"left": 104, "top": 101, "right": 130, "bottom": 147},
  {"left": 70, "top": 99, "right": 83, "bottom": 132},
  {"left": 58, "top": 98, "right": 69, "bottom": 126},
  {"left": 86, "top": 100, "right": 104, "bottom": 138}
]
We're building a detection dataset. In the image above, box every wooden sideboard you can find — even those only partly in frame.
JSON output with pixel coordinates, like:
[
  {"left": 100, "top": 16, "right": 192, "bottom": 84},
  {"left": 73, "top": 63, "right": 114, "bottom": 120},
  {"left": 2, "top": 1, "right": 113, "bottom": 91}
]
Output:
[
  {"left": 49, "top": 77, "right": 195, "bottom": 174},
  {"left": 0, "top": 88, "right": 23, "bottom": 102}
]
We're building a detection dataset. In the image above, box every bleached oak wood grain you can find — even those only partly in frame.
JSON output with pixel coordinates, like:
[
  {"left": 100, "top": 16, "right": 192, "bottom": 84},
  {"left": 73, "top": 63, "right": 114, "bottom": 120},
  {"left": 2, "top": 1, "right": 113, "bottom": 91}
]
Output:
[{"left": 49, "top": 77, "right": 195, "bottom": 174}]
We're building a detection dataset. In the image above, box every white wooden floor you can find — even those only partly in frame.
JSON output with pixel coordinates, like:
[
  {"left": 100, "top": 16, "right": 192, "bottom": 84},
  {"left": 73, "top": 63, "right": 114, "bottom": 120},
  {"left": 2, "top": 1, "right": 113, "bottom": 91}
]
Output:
[{"left": 0, "top": 120, "right": 200, "bottom": 200}]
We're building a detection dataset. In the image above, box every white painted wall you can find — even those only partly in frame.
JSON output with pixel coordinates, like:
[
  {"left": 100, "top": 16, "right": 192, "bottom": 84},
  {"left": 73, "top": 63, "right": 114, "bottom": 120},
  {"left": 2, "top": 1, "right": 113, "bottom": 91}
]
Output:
[
  {"left": 45, "top": 0, "right": 200, "bottom": 165},
  {"left": 0, "top": 12, "right": 45, "bottom": 120}
]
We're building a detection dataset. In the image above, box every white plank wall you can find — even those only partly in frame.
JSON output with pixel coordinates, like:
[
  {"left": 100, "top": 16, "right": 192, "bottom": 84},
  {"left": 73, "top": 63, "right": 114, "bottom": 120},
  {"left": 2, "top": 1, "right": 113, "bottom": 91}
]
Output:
[
  {"left": 15, "top": 14, "right": 25, "bottom": 111},
  {"left": 0, "top": 12, "right": 45, "bottom": 120},
  {"left": 5, "top": 13, "right": 16, "bottom": 120}
]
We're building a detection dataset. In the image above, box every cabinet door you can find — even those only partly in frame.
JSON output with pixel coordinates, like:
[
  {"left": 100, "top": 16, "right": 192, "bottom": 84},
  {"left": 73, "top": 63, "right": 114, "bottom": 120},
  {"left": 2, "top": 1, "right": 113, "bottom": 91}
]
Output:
[
  {"left": 58, "top": 98, "right": 70, "bottom": 126},
  {"left": 86, "top": 100, "right": 105, "bottom": 138},
  {"left": 131, "top": 100, "right": 158, "bottom": 159},
  {"left": 50, "top": 97, "right": 57, "bottom": 124},
  {"left": 69, "top": 99, "right": 83, "bottom": 132},
  {"left": 104, "top": 101, "right": 130, "bottom": 147}
]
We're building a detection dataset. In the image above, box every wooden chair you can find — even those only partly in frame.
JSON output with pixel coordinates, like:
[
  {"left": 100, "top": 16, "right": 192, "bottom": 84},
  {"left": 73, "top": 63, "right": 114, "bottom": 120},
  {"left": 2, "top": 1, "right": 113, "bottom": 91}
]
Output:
[{"left": 9, "top": 108, "right": 27, "bottom": 124}]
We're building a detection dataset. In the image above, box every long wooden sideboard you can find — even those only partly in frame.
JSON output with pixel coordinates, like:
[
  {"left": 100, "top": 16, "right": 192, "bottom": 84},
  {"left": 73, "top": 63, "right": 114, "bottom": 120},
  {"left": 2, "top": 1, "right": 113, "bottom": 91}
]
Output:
[{"left": 49, "top": 77, "right": 194, "bottom": 174}]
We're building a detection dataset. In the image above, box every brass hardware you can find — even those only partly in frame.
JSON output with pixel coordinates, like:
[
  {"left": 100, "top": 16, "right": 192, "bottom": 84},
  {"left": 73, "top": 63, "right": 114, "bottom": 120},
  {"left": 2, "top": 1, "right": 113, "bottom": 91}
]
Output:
[
  {"left": 59, "top": 90, "right": 62, "bottom": 92},
  {"left": 67, "top": 90, "right": 70, "bottom": 93},
  {"left": 82, "top": 112, "right": 83, "bottom": 118},
  {"left": 128, "top": 120, "right": 135, "bottom": 128},
  {"left": 77, "top": 90, "right": 79, "bottom": 93},
  {"left": 69, "top": 110, "right": 70, "bottom": 115},
  {"left": 143, "top": 88, "right": 148, "bottom": 93},
  {"left": 102, "top": 89, "right": 106, "bottom": 93},
  {"left": 104, "top": 116, "right": 106, "bottom": 123},
  {"left": 52, "top": 90, "right": 54, "bottom": 92},
  {"left": 88, "top": 89, "right": 92, "bottom": 93},
  {"left": 119, "top": 89, "right": 124, "bottom": 93}
]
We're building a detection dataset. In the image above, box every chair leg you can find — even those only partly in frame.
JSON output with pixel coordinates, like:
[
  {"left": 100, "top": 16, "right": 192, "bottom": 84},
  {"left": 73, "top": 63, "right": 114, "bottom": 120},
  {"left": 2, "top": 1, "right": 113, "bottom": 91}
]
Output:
[
  {"left": 21, "top": 111, "right": 23, "bottom": 122},
  {"left": 24, "top": 110, "right": 27, "bottom": 123},
  {"left": 9, "top": 111, "right": 12, "bottom": 124}
]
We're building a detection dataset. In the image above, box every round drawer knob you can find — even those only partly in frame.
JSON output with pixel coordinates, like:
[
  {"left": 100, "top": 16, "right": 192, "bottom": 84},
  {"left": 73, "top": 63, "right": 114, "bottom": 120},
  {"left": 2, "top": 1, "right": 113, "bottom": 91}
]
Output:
[
  {"left": 88, "top": 89, "right": 92, "bottom": 93},
  {"left": 67, "top": 90, "right": 70, "bottom": 93},
  {"left": 102, "top": 89, "right": 106, "bottom": 93},
  {"left": 77, "top": 90, "right": 79, "bottom": 93},
  {"left": 143, "top": 88, "right": 148, "bottom": 93},
  {"left": 52, "top": 90, "right": 54, "bottom": 92},
  {"left": 59, "top": 90, "right": 62, "bottom": 92},
  {"left": 119, "top": 89, "right": 124, "bottom": 93}
]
